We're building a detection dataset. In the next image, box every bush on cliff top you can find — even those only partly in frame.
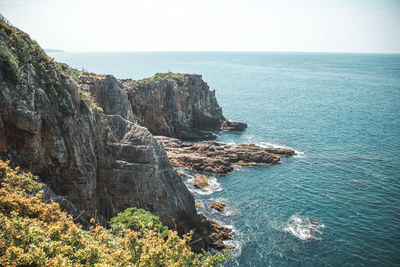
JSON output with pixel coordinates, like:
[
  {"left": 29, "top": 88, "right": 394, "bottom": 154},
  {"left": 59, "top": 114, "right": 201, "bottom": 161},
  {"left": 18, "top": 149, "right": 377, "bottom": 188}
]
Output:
[
  {"left": 150, "top": 72, "right": 184, "bottom": 80},
  {"left": 109, "top": 207, "right": 169, "bottom": 238},
  {"left": 0, "top": 160, "right": 227, "bottom": 266}
]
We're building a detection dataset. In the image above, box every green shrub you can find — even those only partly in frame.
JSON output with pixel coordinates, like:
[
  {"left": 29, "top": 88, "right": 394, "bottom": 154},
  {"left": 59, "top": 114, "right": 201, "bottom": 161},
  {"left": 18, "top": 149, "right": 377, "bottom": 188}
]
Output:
[
  {"left": 0, "top": 43, "right": 19, "bottom": 83},
  {"left": 150, "top": 72, "right": 184, "bottom": 80},
  {"left": 91, "top": 102, "right": 104, "bottom": 113},
  {"left": 109, "top": 207, "right": 169, "bottom": 237}
]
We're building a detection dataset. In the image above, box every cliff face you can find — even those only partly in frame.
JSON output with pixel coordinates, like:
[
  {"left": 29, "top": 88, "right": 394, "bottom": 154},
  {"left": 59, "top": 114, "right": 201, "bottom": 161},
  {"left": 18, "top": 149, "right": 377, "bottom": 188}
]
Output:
[
  {"left": 80, "top": 72, "right": 246, "bottom": 142},
  {"left": 122, "top": 73, "right": 225, "bottom": 140},
  {"left": 0, "top": 19, "right": 239, "bottom": 250}
]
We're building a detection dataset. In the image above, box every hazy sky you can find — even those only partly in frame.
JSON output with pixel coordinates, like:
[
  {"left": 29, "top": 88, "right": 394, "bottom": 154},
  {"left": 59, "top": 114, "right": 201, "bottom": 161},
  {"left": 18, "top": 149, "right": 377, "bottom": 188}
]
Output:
[{"left": 1, "top": 0, "right": 400, "bottom": 53}]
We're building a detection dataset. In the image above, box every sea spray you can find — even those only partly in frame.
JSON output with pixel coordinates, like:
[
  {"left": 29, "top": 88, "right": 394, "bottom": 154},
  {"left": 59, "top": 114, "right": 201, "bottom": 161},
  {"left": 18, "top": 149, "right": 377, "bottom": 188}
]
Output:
[{"left": 283, "top": 215, "right": 325, "bottom": 241}]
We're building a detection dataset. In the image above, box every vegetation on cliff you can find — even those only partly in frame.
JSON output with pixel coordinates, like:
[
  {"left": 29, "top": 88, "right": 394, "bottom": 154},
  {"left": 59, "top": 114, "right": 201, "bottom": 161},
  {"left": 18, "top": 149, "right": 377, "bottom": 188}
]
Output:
[
  {"left": 150, "top": 72, "right": 185, "bottom": 80},
  {"left": 0, "top": 160, "right": 227, "bottom": 266},
  {"left": 0, "top": 15, "right": 73, "bottom": 85},
  {"left": 0, "top": 15, "right": 102, "bottom": 115}
]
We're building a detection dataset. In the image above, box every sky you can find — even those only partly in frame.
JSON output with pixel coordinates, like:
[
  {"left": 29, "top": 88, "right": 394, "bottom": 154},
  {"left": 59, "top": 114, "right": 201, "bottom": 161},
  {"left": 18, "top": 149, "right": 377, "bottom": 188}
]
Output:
[{"left": 1, "top": 0, "right": 400, "bottom": 53}]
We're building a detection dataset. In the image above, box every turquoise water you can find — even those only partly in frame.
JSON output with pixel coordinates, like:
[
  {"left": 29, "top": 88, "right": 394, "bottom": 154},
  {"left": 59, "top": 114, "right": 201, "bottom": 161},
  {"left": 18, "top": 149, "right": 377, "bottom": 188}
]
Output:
[{"left": 50, "top": 52, "right": 400, "bottom": 266}]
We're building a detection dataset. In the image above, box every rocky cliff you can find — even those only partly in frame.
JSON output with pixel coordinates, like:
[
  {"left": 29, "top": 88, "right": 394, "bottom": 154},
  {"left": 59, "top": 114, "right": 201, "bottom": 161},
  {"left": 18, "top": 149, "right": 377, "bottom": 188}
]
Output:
[
  {"left": 83, "top": 72, "right": 247, "bottom": 141},
  {"left": 123, "top": 73, "right": 226, "bottom": 140},
  {"left": 0, "top": 18, "right": 239, "bottom": 250}
]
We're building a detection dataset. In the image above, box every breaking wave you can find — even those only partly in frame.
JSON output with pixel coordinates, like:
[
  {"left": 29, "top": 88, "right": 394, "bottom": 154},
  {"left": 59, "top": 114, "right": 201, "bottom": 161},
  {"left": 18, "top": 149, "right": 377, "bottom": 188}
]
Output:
[
  {"left": 183, "top": 174, "right": 223, "bottom": 195},
  {"left": 283, "top": 215, "right": 325, "bottom": 241},
  {"left": 258, "top": 142, "right": 305, "bottom": 158}
]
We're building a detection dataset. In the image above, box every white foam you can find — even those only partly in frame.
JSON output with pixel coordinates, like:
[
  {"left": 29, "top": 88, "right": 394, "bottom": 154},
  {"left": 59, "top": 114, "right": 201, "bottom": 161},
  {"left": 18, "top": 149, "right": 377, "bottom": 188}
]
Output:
[
  {"left": 206, "top": 198, "right": 239, "bottom": 216},
  {"left": 258, "top": 142, "right": 306, "bottom": 158},
  {"left": 183, "top": 175, "right": 223, "bottom": 195},
  {"left": 223, "top": 206, "right": 240, "bottom": 216},
  {"left": 283, "top": 215, "right": 325, "bottom": 241},
  {"left": 223, "top": 239, "right": 243, "bottom": 259}
]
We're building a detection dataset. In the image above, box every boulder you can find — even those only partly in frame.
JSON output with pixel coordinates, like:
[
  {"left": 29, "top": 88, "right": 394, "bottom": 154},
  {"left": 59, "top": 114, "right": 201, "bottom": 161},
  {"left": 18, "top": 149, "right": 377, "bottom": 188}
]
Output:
[
  {"left": 210, "top": 202, "right": 226, "bottom": 213},
  {"left": 193, "top": 174, "right": 209, "bottom": 189},
  {"left": 221, "top": 120, "right": 247, "bottom": 131}
]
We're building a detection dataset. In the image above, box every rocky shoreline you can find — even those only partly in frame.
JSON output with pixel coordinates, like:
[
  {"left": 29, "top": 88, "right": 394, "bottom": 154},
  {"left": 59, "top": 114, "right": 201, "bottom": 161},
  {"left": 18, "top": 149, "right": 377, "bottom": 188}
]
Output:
[
  {"left": 155, "top": 135, "right": 296, "bottom": 249},
  {"left": 156, "top": 135, "right": 296, "bottom": 175}
]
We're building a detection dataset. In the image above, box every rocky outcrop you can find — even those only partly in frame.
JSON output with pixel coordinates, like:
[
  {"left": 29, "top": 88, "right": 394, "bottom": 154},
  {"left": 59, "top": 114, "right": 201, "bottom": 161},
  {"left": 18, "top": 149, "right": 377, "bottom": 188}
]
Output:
[
  {"left": 121, "top": 73, "right": 246, "bottom": 140},
  {"left": 210, "top": 202, "right": 226, "bottom": 213},
  {"left": 193, "top": 174, "right": 209, "bottom": 189},
  {"left": 220, "top": 120, "right": 247, "bottom": 131},
  {"left": 191, "top": 215, "right": 234, "bottom": 251},
  {"left": 0, "top": 20, "right": 238, "bottom": 251},
  {"left": 155, "top": 136, "right": 296, "bottom": 174}
]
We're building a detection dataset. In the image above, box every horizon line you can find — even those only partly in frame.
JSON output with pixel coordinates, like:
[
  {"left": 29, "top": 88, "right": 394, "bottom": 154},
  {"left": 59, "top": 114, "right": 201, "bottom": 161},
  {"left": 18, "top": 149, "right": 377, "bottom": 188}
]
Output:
[{"left": 45, "top": 49, "right": 400, "bottom": 55}]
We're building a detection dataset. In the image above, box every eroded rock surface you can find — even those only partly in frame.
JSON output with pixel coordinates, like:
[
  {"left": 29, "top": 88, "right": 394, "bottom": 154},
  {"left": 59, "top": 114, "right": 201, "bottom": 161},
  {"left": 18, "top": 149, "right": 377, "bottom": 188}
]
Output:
[{"left": 155, "top": 136, "right": 296, "bottom": 174}]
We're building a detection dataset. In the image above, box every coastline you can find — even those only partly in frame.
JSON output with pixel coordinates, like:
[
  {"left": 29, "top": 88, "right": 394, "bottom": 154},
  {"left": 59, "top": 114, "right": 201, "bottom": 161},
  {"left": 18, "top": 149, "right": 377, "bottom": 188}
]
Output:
[{"left": 155, "top": 135, "right": 296, "bottom": 251}]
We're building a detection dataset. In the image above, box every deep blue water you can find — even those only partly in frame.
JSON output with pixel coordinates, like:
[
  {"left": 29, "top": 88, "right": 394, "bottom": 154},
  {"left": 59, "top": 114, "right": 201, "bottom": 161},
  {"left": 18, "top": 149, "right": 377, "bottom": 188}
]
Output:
[{"left": 50, "top": 51, "right": 400, "bottom": 266}]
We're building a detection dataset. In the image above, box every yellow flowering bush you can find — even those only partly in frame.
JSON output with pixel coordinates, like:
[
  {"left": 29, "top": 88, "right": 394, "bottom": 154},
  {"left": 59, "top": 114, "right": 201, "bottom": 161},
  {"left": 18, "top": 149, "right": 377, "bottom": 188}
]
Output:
[{"left": 0, "top": 161, "right": 227, "bottom": 266}]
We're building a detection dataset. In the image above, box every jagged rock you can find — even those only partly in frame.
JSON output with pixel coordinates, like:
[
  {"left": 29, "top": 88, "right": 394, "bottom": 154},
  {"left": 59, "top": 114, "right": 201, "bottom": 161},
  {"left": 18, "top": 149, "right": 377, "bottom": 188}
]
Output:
[
  {"left": 10, "top": 108, "right": 42, "bottom": 134},
  {"left": 210, "top": 202, "right": 226, "bottom": 213},
  {"left": 90, "top": 75, "right": 134, "bottom": 121},
  {"left": 190, "top": 214, "right": 234, "bottom": 251},
  {"left": 171, "top": 154, "right": 233, "bottom": 174},
  {"left": 122, "top": 74, "right": 232, "bottom": 140},
  {"left": 221, "top": 120, "right": 247, "bottom": 131},
  {"left": 193, "top": 174, "right": 209, "bottom": 189},
  {"left": 156, "top": 136, "right": 295, "bottom": 174},
  {"left": 176, "top": 170, "right": 189, "bottom": 178},
  {"left": 66, "top": 82, "right": 80, "bottom": 105}
]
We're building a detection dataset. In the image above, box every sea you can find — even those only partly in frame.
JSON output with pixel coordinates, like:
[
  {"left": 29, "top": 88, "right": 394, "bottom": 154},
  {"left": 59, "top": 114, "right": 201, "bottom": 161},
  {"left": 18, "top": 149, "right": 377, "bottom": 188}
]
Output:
[{"left": 49, "top": 51, "right": 400, "bottom": 266}]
